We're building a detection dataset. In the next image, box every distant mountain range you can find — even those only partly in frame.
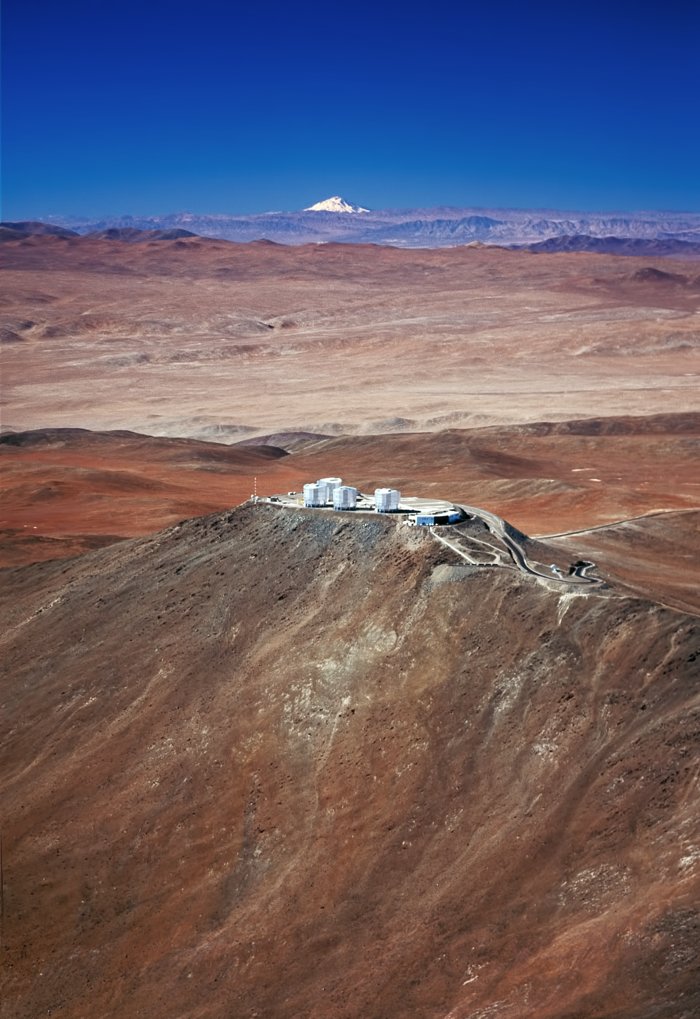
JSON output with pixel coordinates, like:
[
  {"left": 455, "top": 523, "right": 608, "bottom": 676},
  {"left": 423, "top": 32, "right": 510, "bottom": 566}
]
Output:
[
  {"left": 6, "top": 198, "right": 700, "bottom": 256},
  {"left": 518, "top": 234, "right": 700, "bottom": 257},
  {"left": 0, "top": 221, "right": 198, "bottom": 243}
]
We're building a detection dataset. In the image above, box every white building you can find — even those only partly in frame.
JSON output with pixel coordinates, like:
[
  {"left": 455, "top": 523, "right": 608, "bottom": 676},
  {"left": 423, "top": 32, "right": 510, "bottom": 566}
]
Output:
[
  {"left": 374, "top": 487, "right": 401, "bottom": 512},
  {"left": 303, "top": 483, "right": 325, "bottom": 507},
  {"left": 317, "top": 476, "right": 342, "bottom": 502},
  {"left": 333, "top": 485, "right": 358, "bottom": 510}
]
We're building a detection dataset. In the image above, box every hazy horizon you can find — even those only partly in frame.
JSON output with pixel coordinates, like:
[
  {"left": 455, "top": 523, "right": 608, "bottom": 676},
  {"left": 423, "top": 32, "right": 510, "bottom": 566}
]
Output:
[{"left": 9, "top": 197, "right": 700, "bottom": 223}]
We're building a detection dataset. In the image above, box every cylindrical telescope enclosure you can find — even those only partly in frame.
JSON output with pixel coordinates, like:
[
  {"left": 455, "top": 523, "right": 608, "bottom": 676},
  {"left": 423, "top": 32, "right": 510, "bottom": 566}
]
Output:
[
  {"left": 318, "top": 477, "right": 342, "bottom": 502},
  {"left": 333, "top": 485, "right": 358, "bottom": 510},
  {"left": 374, "top": 487, "right": 401, "bottom": 512},
  {"left": 303, "top": 483, "right": 325, "bottom": 507}
]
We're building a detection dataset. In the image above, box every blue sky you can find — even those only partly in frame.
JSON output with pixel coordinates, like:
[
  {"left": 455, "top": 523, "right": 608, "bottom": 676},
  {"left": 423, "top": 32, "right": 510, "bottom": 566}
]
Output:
[{"left": 3, "top": 0, "right": 699, "bottom": 217}]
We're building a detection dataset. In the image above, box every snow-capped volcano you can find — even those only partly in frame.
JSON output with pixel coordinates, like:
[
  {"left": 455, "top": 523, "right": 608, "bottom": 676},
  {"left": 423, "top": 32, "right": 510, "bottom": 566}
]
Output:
[{"left": 304, "top": 195, "right": 370, "bottom": 213}]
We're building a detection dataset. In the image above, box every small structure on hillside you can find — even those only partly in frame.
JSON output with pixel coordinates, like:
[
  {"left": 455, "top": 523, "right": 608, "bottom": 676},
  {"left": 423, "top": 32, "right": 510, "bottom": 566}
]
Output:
[
  {"left": 375, "top": 487, "right": 401, "bottom": 512},
  {"left": 415, "top": 510, "right": 463, "bottom": 526}
]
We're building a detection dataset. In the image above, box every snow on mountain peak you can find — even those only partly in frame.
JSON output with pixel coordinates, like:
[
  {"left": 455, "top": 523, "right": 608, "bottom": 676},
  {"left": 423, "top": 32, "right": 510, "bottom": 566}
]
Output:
[{"left": 304, "top": 195, "right": 370, "bottom": 214}]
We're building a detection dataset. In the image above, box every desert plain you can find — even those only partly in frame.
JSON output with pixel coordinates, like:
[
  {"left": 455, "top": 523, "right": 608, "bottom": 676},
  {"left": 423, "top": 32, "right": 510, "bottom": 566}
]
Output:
[
  {"left": 1, "top": 233, "right": 700, "bottom": 1018},
  {"left": 2, "top": 234, "right": 699, "bottom": 439}
]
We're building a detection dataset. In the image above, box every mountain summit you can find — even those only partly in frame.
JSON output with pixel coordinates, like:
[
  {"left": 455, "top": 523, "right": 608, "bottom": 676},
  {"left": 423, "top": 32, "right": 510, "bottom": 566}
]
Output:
[
  {"left": 4, "top": 498, "right": 699, "bottom": 1018},
  {"left": 304, "top": 195, "right": 370, "bottom": 213}
]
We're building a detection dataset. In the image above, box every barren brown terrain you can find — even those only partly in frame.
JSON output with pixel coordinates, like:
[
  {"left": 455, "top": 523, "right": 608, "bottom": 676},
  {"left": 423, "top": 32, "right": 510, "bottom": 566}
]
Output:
[
  {"left": 2, "top": 414, "right": 698, "bottom": 613},
  {"left": 2, "top": 504, "right": 699, "bottom": 1018},
  {"left": 2, "top": 235, "right": 699, "bottom": 439},
  {"left": 2, "top": 236, "right": 700, "bottom": 1018}
]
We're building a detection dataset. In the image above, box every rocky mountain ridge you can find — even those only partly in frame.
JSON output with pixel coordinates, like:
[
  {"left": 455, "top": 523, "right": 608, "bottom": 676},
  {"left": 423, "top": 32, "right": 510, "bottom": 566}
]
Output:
[{"left": 26, "top": 205, "right": 700, "bottom": 251}]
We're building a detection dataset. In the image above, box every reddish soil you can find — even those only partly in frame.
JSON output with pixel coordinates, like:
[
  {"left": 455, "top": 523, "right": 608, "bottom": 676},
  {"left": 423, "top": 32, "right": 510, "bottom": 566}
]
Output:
[
  {"left": 2, "top": 415, "right": 698, "bottom": 613},
  {"left": 549, "top": 509, "right": 700, "bottom": 616},
  {"left": 0, "top": 428, "right": 295, "bottom": 564}
]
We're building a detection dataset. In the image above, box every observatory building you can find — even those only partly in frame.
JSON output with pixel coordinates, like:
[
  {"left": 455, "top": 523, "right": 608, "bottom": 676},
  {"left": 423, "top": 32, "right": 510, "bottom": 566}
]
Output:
[
  {"left": 374, "top": 487, "right": 401, "bottom": 512},
  {"left": 317, "top": 477, "right": 342, "bottom": 502},
  {"left": 303, "top": 483, "right": 325, "bottom": 507},
  {"left": 415, "top": 510, "right": 463, "bottom": 525},
  {"left": 333, "top": 485, "right": 358, "bottom": 510},
  {"left": 304, "top": 477, "right": 347, "bottom": 507}
]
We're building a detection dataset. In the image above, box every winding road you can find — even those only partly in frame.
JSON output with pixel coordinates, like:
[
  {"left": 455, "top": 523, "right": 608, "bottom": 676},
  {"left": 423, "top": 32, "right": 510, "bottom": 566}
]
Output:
[
  {"left": 433, "top": 504, "right": 604, "bottom": 588},
  {"left": 268, "top": 491, "right": 603, "bottom": 588}
]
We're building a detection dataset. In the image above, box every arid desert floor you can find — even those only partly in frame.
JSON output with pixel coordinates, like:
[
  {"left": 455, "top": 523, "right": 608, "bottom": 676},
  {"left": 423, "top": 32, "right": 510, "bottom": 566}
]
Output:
[
  {"left": 2, "top": 235, "right": 699, "bottom": 439},
  {"left": 1, "top": 235, "right": 699, "bottom": 1019}
]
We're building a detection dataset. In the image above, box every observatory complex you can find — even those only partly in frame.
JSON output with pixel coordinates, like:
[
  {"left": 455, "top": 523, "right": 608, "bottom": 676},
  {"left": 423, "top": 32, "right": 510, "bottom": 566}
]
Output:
[
  {"left": 274, "top": 477, "right": 464, "bottom": 525},
  {"left": 263, "top": 476, "right": 600, "bottom": 586}
]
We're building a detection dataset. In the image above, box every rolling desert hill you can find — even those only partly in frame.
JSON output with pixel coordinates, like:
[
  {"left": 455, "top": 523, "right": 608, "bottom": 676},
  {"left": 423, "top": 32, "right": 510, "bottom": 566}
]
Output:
[
  {"left": 520, "top": 234, "right": 700, "bottom": 258},
  {"left": 0, "top": 427, "right": 290, "bottom": 564},
  {"left": 2, "top": 502, "right": 699, "bottom": 1018},
  {"left": 2, "top": 235, "right": 699, "bottom": 441},
  {"left": 547, "top": 509, "right": 700, "bottom": 618},
  {"left": 1, "top": 413, "right": 698, "bottom": 613},
  {"left": 0, "top": 221, "right": 80, "bottom": 240},
  {"left": 83, "top": 227, "right": 199, "bottom": 242}
]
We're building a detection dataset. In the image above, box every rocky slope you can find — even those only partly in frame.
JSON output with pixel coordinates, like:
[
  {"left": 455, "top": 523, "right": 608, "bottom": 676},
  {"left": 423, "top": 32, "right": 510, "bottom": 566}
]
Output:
[{"left": 2, "top": 503, "right": 699, "bottom": 1017}]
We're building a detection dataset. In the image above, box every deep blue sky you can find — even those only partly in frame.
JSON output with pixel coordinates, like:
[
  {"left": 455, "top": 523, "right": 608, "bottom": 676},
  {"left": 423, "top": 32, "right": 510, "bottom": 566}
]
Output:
[{"left": 3, "top": 0, "right": 699, "bottom": 217}]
